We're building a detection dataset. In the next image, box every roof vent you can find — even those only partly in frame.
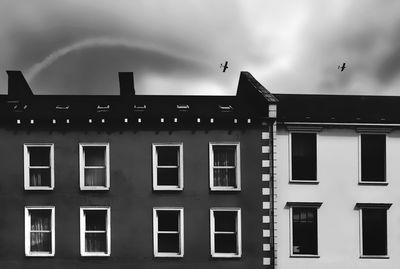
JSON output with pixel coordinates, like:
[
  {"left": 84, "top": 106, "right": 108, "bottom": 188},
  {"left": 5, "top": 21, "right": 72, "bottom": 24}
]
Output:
[
  {"left": 218, "top": 105, "right": 233, "bottom": 112},
  {"left": 177, "top": 104, "right": 189, "bottom": 111},
  {"left": 97, "top": 105, "right": 110, "bottom": 112},
  {"left": 56, "top": 105, "right": 70, "bottom": 110},
  {"left": 134, "top": 104, "right": 147, "bottom": 111}
]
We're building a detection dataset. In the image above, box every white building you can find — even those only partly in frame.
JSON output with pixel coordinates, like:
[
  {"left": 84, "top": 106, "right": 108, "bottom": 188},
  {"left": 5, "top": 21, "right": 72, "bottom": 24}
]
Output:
[{"left": 274, "top": 94, "right": 400, "bottom": 269}]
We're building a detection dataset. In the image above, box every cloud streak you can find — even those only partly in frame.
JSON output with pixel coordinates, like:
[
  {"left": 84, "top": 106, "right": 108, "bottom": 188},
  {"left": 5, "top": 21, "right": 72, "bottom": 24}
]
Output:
[{"left": 25, "top": 37, "right": 211, "bottom": 83}]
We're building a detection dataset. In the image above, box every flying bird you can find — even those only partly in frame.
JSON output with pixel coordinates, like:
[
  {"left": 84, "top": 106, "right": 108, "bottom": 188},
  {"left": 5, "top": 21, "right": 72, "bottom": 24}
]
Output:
[
  {"left": 220, "top": 61, "right": 228, "bottom": 72},
  {"left": 338, "top": 62, "right": 346, "bottom": 72}
]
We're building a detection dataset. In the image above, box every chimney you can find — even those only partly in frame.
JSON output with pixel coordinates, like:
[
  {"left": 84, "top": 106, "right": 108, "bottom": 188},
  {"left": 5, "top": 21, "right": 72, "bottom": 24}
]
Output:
[
  {"left": 118, "top": 72, "right": 135, "bottom": 96},
  {"left": 6, "top": 70, "right": 34, "bottom": 99}
]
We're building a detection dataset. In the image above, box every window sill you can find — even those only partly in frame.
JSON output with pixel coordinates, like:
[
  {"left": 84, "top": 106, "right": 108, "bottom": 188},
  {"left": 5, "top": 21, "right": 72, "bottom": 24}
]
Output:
[
  {"left": 211, "top": 253, "right": 241, "bottom": 258},
  {"left": 26, "top": 253, "right": 54, "bottom": 257},
  {"left": 153, "top": 186, "right": 183, "bottom": 191},
  {"left": 358, "top": 181, "right": 388, "bottom": 186},
  {"left": 290, "top": 254, "right": 320, "bottom": 258},
  {"left": 81, "top": 253, "right": 110, "bottom": 257},
  {"left": 210, "top": 187, "right": 241, "bottom": 191},
  {"left": 154, "top": 253, "right": 183, "bottom": 258},
  {"left": 289, "top": 180, "right": 319, "bottom": 185},
  {"left": 360, "top": 255, "right": 389, "bottom": 259},
  {"left": 80, "top": 187, "right": 110, "bottom": 191},
  {"left": 25, "top": 187, "right": 54, "bottom": 191}
]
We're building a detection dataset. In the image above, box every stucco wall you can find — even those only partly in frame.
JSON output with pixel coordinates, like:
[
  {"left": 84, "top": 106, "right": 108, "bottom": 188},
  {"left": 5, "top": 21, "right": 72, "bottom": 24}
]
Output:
[
  {"left": 0, "top": 126, "right": 267, "bottom": 269},
  {"left": 276, "top": 127, "right": 400, "bottom": 269}
]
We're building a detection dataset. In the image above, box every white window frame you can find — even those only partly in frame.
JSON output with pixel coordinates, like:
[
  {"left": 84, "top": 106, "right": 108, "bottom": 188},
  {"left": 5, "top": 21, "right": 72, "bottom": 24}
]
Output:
[
  {"left": 79, "top": 143, "right": 110, "bottom": 190},
  {"left": 152, "top": 143, "right": 184, "bottom": 191},
  {"left": 357, "top": 203, "right": 391, "bottom": 259},
  {"left": 287, "top": 202, "right": 321, "bottom": 258},
  {"left": 25, "top": 206, "right": 55, "bottom": 257},
  {"left": 24, "top": 144, "right": 55, "bottom": 190},
  {"left": 210, "top": 207, "right": 242, "bottom": 258},
  {"left": 209, "top": 142, "right": 241, "bottom": 191},
  {"left": 153, "top": 207, "right": 184, "bottom": 257},
  {"left": 358, "top": 133, "right": 387, "bottom": 185},
  {"left": 288, "top": 132, "right": 318, "bottom": 183},
  {"left": 80, "top": 206, "right": 111, "bottom": 257}
]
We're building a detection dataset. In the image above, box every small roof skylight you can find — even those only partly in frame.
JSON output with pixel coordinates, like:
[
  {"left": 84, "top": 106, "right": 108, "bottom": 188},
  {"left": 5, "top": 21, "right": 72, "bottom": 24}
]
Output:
[
  {"left": 56, "top": 105, "right": 70, "bottom": 110},
  {"left": 134, "top": 104, "right": 147, "bottom": 111},
  {"left": 177, "top": 104, "right": 190, "bottom": 111}
]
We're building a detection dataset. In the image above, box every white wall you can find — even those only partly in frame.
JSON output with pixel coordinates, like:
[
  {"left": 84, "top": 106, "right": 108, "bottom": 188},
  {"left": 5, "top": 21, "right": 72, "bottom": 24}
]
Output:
[{"left": 275, "top": 127, "right": 400, "bottom": 269}]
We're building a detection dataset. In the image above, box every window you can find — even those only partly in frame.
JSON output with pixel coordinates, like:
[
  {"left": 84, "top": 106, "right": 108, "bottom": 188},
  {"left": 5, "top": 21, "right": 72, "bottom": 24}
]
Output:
[
  {"left": 80, "top": 207, "right": 110, "bottom": 256},
  {"left": 290, "top": 133, "right": 317, "bottom": 182},
  {"left": 356, "top": 203, "right": 391, "bottom": 258},
  {"left": 360, "top": 134, "right": 386, "bottom": 183},
  {"left": 153, "top": 208, "right": 184, "bottom": 257},
  {"left": 24, "top": 144, "right": 54, "bottom": 190},
  {"left": 209, "top": 142, "right": 240, "bottom": 191},
  {"left": 210, "top": 208, "right": 241, "bottom": 258},
  {"left": 287, "top": 202, "right": 321, "bottom": 257},
  {"left": 152, "top": 143, "right": 183, "bottom": 190},
  {"left": 79, "top": 143, "right": 110, "bottom": 190},
  {"left": 25, "top": 206, "right": 55, "bottom": 256}
]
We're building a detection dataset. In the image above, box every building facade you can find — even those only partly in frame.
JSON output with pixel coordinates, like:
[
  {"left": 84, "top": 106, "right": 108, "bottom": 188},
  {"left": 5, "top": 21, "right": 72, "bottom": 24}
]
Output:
[
  {"left": 274, "top": 94, "right": 400, "bottom": 269},
  {"left": 0, "top": 71, "right": 276, "bottom": 268}
]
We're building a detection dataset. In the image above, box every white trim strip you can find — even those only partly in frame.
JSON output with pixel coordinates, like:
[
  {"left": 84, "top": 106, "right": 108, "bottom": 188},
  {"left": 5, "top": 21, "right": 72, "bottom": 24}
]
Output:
[{"left": 282, "top": 121, "right": 400, "bottom": 127}]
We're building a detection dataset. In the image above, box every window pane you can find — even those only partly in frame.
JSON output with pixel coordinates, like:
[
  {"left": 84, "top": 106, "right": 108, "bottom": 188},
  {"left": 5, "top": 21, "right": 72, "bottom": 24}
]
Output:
[
  {"left": 85, "top": 147, "right": 105, "bottom": 166},
  {"left": 29, "top": 147, "right": 50, "bottom": 166},
  {"left": 213, "top": 146, "right": 235, "bottom": 166},
  {"left": 85, "top": 233, "right": 106, "bottom": 253},
  {"left": 214, "top": 168, "right": 236, "bottom": 187},
  {"left": 30, "top": 168, "right": 51, "bottom": 187},
  {"left": 214, "top": 211, "right": 236, "bottom": 232},
  {"left": 292, "top": 133, "right": 316, "bottom": 180},
  {"left": 362, "top": 208, "right": 387, "bottom": 255},
  {"left": 158, "top": 211, "right": 179, "bottom": 231},
  {"left": 157, "top": 146, "right": 179, "bottom": 166},
  {"left": 292, "top": 207, "right": 318, "bottom": 255},
  {"left": 157, "top": 168, "right": 179, "bottom": 186},
  {"left": 85, "top": 168, "right": 106, "bottom": 186},
  {"left": 361, "top": 134, "right": 385, "bottom": 182},
  {"left": 215, "top": 234, "right": 237, "bottom": 253},
  {"left": 30, "top": 210, "right": 51, "bottom": 231},
  {"left": 158, "top": 233, "right": 180, "bottom": 253},
  {"left": 31, "top": 232, "right": 51, "bottom": 252},
  {"left": 85, "top": 211, "right": 106, "bottom": 231}
]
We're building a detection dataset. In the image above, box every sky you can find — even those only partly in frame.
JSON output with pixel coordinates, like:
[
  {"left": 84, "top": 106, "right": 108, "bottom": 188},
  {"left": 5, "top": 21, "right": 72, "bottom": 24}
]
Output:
[{"left": 1, "top": 0, "right": 400, "bottom": 96}]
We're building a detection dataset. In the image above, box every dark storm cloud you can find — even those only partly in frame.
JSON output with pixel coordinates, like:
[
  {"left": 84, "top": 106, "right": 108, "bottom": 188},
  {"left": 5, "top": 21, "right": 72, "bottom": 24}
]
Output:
[{"left": 1, "top": 0, "right": 400, "bottom": 95}]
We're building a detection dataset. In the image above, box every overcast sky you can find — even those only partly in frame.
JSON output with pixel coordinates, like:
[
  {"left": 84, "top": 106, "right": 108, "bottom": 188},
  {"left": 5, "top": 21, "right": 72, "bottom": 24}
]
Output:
[{"left": 1, "top": 0, "right": 400, "bottom": 95}]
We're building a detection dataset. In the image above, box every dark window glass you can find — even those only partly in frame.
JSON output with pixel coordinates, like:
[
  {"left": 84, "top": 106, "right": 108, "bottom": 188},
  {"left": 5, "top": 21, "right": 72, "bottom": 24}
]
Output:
[
  {"left": 361, "top": 134, "right": 386, "bottom": 182},
  {"left": 215, "top": 234, "right": 237, "bottom": 253},
  {"left": 157, "top": 210, "right": 180, "bottom": 253},
  {"left": 158, "top": 234, "right": 180, "bottom": 252},
  {"left": 85, "top": 147, "right": 105, "bottom": 166},
  {"left": 158, "top": 211, "right": 179, "bottom": 231},
  {"left": 157, "top": 168, "right": 178, "bottom": 186},
  {"left": 85, "top": 211, "right": 106, "bottom": 231},
  {"left": 214, "top": 211, "right": 238, "bottom": 254},
  {"left": 213, "top": 145, "right": 236, "bottom": 187},
  {"left": 30, "top": 210, "right": 52, "bottom": 252},
  {"left": 362, "top": 208, "right": 387, "bottom": 255},
  {"left": 292, "top": 207, "right": 318, "bottom": 255},
  {"left": 214, "top": 211, "right": 236, "bottom": 232},
  {"left": 291, "top": 133, "right": 317, "bottom": 180},
  {"left": 85, "top": 210, "right": 107, "bottom": 253},
  {"left": 29, "top": 147, "right": 50, "bottom": 166},
  {"left": 157, "top": 147, "right": 179, "bottom": 166},
  {"left": 156, "top": 146, "right": 179, "bottom": 186},
  {"left": 85, "top": 233, "right": 106, "bottom": 253},
  {"left": 30, "top": 168, "right": 51, "bottom": 187}
]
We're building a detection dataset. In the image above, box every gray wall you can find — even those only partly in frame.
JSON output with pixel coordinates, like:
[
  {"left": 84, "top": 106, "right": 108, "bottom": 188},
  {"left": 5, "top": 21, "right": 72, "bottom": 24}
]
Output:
[{"left": 0, "top": 126, "right": 266, "bottom": 269}]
